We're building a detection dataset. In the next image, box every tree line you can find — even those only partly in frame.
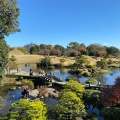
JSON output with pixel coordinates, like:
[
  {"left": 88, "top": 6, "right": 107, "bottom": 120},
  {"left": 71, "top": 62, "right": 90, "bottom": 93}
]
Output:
[{"left": 21, "top": 42, "right": 120, "bottom": 58}]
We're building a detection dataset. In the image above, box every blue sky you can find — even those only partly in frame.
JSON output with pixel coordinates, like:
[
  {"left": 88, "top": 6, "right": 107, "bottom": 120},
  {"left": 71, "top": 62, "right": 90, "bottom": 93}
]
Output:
[{"left": 5, "top": 0, "right": 120, "bottom": 48}]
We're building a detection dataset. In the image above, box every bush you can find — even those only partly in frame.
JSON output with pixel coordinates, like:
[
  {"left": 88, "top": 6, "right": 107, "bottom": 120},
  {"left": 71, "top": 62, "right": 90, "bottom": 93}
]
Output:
[
  {"left": 86, "top": 64, "right": 95, "bottom": 68},
  {"left": 108, "top": 64, "right": 118, "bottom": 68},
  {"left": 66, "top": 78, "right": 73, "bottom": 81},
  {"left": 48, "top": 65, "right": 55, "bottom": 69},
  {"left": 69, "top": 70, "right": 83, "bottom": 75},
  {"left": 4, "top": 82, "right": 16, "bottom": 87},
  {"left": 21, "top": 79, "right": 34, "bottom": 89},
  {"left": 75, "top": 70, "right": 83, "bottom": 75},
  {"left": 99, "top": 70, "right": 112, "bottom": 74},
  {"left": 82, "top": 72, "right": 91, "bottom": 77},
  {"left": 85, "top": 78, "right": 97, "bottom": 85}
]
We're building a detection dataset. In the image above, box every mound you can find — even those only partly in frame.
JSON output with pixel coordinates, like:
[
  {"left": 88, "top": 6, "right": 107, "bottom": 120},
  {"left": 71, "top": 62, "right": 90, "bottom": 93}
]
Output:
[{"left": 9, "top": 48, "right": 24, "bottom": 56}]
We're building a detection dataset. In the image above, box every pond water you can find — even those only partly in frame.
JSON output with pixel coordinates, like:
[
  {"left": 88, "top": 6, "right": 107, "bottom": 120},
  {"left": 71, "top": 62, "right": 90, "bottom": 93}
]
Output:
[
  {"left": 0, "top": 89, "right": 23, "bottom": 115},
  {"left": 19, "top": 64, "right": 120, "bottom": 85}
]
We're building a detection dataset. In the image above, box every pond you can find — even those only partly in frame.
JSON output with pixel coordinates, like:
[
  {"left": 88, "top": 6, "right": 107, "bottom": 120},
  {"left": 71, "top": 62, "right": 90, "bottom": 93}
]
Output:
[
  {"left": 19, "top": 64, "right": 120, "bottom": 85},
  {"left": 0, "top": 89, "right": 23, "bottom": 115}
]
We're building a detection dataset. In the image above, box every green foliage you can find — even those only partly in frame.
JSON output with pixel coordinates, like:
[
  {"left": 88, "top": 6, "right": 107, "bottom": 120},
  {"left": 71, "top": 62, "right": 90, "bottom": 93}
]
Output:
[
  {"left": 83, "top": 90, "right": 103, "bottom": 111},
  {"left": 85, "top": 78, "right": 97, "bottom": 85},
  {"left": 0, "top": 0, "right": 20, "bottom": 83},
  {"left": 74, "top": 69, "right": 83, "bottom": 75},
  {"left": 60, "top": 58, "right": 66, "bottom": 67},
  {"left": 63, "top": 80, "right": 85, "bottom": 99},
  {"left": 107, "top": 59, "right": 113, "bottom": 64},
  {"left": 0, "top": 39, "right": 9, "bottom": 83},
  {"left": 54, "top": 80, "right": 86, "bottom": 119},
  {"left": 87, "top": 44, "right": 106, "bottom": 56},
  {"left": 82, "top": 71, "right": 91, "bottom": 77},
  {"left": 85, "top": 114, "right": 98, "bottom": 120},
  {"left": 39, "top": 56, "right": 51, "bottom": 68},
  {"left": 4, "top": 82, "right": 16, "bottom": 87},
  {"left": 99, "top": 70, "right": 112, "bottom": 74},
  {"left": 9, "top": 55, "right": 17, "bottom": 61},
  {"left": 8, "top": 99, "right": 47, "bottom": 120},
  {"left": 67, "top": 42, "right": 80, "bottom": 50},
  {"left": 18, "top": 47, "right": 28, "bottom": 54},
  {"left": 75, "top": 55, "right": 89, "bottom": 68},
  {"left": 0, "top": 0, "right": 20, "bottom": 36},
  {"left": 54, "top": 44, "right": 65, "bottom": 53},
  {"left": 106, "top": 46, "right": 120, "bottom": 57},
  {"left": 7, "top": 60, "right": 18, "bottom": 69},
  {"left": 48, "top": 65, "right": 55, "bottom": 69},
  {"left": 66, "top": 77, "right": 73, "bottom": 81},
  {"left": 55, "top": 91, "right": 86, "bottom": 119},
  {"left": 30, "top": 46, "right": 38, "bottom": 54},
  {"left": 86, "top": 64, "right": 95, "bottom": 69},
  {"left": 100, "top": 107, "right": 120, "bottom": 120},
  {"left": 108, "top": 64, "right": 118, "bottom": 68},
  {"left": 96, "top": 58, "right": 108, "bottom": 69},
  {"left": 21, "top": 79, "right": 34, "bottom": 89}
]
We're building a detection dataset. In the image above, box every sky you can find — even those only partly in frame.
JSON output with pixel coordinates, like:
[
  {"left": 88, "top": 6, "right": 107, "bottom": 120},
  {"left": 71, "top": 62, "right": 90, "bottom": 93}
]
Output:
[{"left": 5, "top": 0, "right": 120, "bottom": 48}]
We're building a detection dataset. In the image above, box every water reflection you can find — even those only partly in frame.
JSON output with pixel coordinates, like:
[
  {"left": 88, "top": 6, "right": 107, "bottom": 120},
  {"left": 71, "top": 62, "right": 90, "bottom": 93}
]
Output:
[{"left": 19, "top": 64, "right": 120, "bottom": 85}]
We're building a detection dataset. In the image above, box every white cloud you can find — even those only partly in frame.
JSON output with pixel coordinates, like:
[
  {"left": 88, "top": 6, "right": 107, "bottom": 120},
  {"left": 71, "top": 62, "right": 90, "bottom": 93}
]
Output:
[{"left": 103, "top": 43, "right": 108, "bottom": 45}]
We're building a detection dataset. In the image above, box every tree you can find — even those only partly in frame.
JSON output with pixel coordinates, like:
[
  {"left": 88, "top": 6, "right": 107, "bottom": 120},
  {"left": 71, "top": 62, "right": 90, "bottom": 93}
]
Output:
[
  {"left": 54, "top": 44, "right": 65, "bottom": 53},
  {"left": 39, "top": 49, "right": 50, "bottom": 55},
  {"left": 67, "top": 42, "right": 80, "bottom": 50},
  {"left": 39, "top": 56, "right": 51, "bottom": 68},
  {"left": 7, "top": 60, "right": 18, "bottom": 70},
  {"left": 55, "top": 91, "right": 86, "bottom": 119},
  {"left": 7, "top": 99, "right": 47, "bottom": 120},
  {"left": 75, "top": 55, "right": 89, "bottom": 68},
  {"left": 100, "top": 107, "right": 120, "bottom": 120},
  {"left": 100, "top": 76, "right": 120, "bottom": 120},
  {"left": 106, "top": 46, "right": 120, "bottom": 57},
  {"left": 65, "top": 48, "right": 80, "bottom": 57},
  {"left": 96, "top": 50, "right": 106, "bottom": 57},
  {"left": 60, "top": 58, "right": 66, "bottom": 68},
  {"left": 79, "top": 43, "right": 87, "bottom": 55},
  {"left": 87, "top": 44, "right": 106, "bottom": 56},
  {"left": 0, "top": 0, "right": 20, "bottom": 37},
  {"left": 85, "top": 78, "right": 97, "bottom": 86},
  {"left": 50, "top": 49, "right": 62, "bottom": 56},
  {"left": 63, "top": 80, "right": 85, "bottom": 98},
  {"left": 39, "top": 44, "right": 47, "bottom": 50},
  {"left": 0, "top": 0, "right": 20, "bottom": 82},
  {"left": 83, "top": 90, "right": 103, "bottom": 114},
  {"left": 9, "top": 55, "right": 17, "bottom": 61},
  {"left": 47, "top": 44, "right": 54, "bottom": 50},
  {"left": 96, "top": 58, "right": 108, "bottom": 69},
  {"left": 102, "top": 76, "right": 120, "bottom": 107},
  {"left": 0, "top": 39, "right": 9, "bottom": 83},
  {"left": 30, "top": 46, "right": 38, "bottom": 54}
]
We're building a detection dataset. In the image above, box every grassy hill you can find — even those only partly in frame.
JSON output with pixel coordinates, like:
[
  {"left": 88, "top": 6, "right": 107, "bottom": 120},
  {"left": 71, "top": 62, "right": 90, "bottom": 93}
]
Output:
[
  {"left": 9, "top": 48, "right": 25, "bottom": 56},
  {"left": 9, "top": 49, "right": 119, "bottom": 65}
]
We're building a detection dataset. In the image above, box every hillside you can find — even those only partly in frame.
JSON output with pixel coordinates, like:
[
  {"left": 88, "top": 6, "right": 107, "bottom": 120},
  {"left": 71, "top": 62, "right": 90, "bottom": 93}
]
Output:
[
  {"left": 9, "top": 50, "right": 119, "bottom": 65},
  {"left": 9, "top": 49, "right": 25, "bottom": 56}
]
